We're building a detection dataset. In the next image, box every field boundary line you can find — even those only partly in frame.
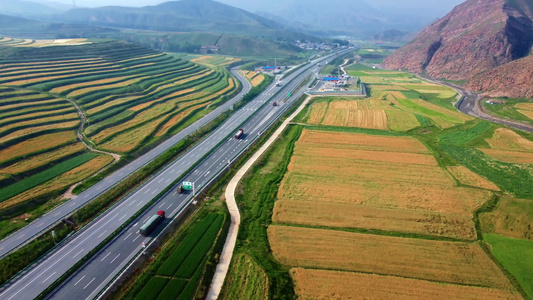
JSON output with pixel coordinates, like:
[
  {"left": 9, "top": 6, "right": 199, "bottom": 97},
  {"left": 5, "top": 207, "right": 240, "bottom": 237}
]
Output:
[{"left": 206, "top": 96, "right": 313, "bottom": 300}]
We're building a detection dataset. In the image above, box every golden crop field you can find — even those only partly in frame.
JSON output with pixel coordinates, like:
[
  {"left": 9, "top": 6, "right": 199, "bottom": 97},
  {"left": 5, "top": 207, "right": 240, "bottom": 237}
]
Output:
[
  {"left": 515, "top": 103, "right": 533, "bottom": 110},
  {"left": 0, "top": 131, "right": 77, "bottom": 164},
  {"left": 0, "top": 155, "right": 113, "bottom": 210},
  {"left": 273, "top": 200, "right": 477, "bottom": 240},
  {"left": 67, "top": 77, "right": 146, "bottom": 97},
  {"left": 155, "top": 102, "right": 211, "bottom": 137},
  {"left": 386, "top": 109, "right": 421, "bottom": 131},
  {"left": 291, "top": 268, "right": 520, "bottom": 300},
  {"left": 269, "top": 226, "right": 513, "bottom": 289},
  {"left": 218, "top": 78, "right": 235, "bottom": 95},
  {"left": 447, "top": 166, "right": 500, "bottom": 191},
  {"left": 275, "top": 130, "right": 491, "bottom": 238},
  {"left": 1, "top": 143, "right": 85, "bottom": 175},
  {"left": 251, "top": 75, "right": 265, "bottom": 87},
  {"left": 479, "top": 128, "right": 533, "bottom": 163},
  {"left": 99, "top": 118, "right": 166, "bottom": 152},
  {"left": 518, "top": 109, "right": 533, "bottom": 120},
  {"left": 0, "top": 120, "right": 79, "bottom": 144},
  {"left": 306, "top": 102, "right": 328, "bottom": 124}
]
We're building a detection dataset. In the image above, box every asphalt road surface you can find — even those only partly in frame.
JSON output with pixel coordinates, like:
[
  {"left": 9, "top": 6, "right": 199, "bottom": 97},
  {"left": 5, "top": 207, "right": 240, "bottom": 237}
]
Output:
[
  {"left": 0, "top": 69, "right": 251, "bottom": 259},
  {"left": 0, "top": 49, "right": 353, "bottom": 300}
]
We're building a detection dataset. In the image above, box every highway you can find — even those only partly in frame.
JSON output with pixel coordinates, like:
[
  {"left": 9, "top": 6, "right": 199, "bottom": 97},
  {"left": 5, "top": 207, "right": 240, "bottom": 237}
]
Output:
[
  {"left": 0, "top": 49, "right": 352, "bottom": 300},
  {"left": 0, "top": 69, "right": 251, "bottom": 259}
]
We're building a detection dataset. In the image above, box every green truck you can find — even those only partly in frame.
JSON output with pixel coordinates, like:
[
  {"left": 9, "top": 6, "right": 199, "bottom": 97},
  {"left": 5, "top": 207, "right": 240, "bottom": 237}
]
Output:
[{"left": 139, "top": 210, "right": 165, "bottom": 236}]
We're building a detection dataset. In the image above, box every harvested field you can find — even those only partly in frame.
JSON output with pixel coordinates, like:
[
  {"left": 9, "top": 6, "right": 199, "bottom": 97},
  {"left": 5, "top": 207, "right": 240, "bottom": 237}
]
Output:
[
  {"left": 67, "top": 77, "right": 146, "bottom": 97},
  {"left": 518, "top": 109, "right": 533, "bottom": 120},
  {"left": 251, "top": 75, "right": 265, "bottom": 87},
  {"left": 0, "top": 113, "right": 79, "bottom": 134},
  {"left": 393, "top": 98, "right": 466, "bottom": 128},
  {"left": 0, "top": 155, "right": 113, "bottom": 210},
  {"left": 50, "top": 76, "right": 133, "bottom": 94},
  {"left": 273, "top": 200, "right": 477, "bottom": 240},
  {"left": 190, "top": 55, "right": 211, "bottom": 62},
  {"left": 1, "top": 143, "right": 85, "bottom": 175},
  {"left": 386, "top": 109, "right": 420, "bottom": 131},
  {"left": 0, "top": 131, "right": 77, "bottom": 163},
  {"left": 291, "top": 268, "right": 520, "bottom": 300},
  {"left": 447, "top": 166, "right": 500, "bottom": 191},
  {"left": 480, "top": 197, "right": 533, "bottom": 240},
  {"left": 515, "top": 103, "right": 533, "bottom": 110},
  {"left": 269, "top": 226, "right": 513, "bottom": 289}
]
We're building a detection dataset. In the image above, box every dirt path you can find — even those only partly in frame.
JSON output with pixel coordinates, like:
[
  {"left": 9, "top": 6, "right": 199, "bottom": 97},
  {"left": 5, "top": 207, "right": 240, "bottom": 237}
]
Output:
[{"left": 206, "top": 96, "right": 313, "bottom": 300}]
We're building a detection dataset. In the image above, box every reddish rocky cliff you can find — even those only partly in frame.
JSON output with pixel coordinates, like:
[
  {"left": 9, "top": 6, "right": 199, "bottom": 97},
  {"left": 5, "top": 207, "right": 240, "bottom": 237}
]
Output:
[{"left": 383, "top": 0, "right": 533, "bottom": 98}]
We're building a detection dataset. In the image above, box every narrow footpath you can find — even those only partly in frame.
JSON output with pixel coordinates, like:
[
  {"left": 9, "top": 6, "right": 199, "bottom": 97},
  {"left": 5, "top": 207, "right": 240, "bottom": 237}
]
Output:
[{"left": 206, "top": 96, "right": 313, "bottom": 300}]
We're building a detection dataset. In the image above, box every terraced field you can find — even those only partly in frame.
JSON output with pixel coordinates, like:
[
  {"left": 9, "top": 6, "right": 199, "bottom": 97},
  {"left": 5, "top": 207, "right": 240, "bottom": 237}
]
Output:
[{"left": 0, "top": 41, "right": 238, "bottom": 232}]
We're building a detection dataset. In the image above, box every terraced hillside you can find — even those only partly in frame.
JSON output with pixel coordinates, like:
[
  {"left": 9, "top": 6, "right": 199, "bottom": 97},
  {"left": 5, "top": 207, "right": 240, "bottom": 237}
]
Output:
[{"left": 0, "top": 41, "right": 238, "bottom": 236}]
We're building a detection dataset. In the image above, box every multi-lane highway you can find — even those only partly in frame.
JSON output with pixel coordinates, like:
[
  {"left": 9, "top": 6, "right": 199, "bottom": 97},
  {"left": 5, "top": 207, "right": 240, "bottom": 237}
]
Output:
[
  {"left": 0, "top": 69, "right": 251, "bottom": 259},
  {"left": 0, "top": 49, "right": 352, "bottom": 300}
]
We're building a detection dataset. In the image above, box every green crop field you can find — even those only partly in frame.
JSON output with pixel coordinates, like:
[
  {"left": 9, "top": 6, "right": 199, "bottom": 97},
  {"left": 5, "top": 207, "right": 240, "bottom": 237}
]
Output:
[{"left": 484, "top": 234, "right": 533, "bottom": 299}]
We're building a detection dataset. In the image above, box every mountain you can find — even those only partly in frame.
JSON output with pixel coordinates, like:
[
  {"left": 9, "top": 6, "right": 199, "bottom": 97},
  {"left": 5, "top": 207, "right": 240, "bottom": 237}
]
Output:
[
  {"left": 0, "top": 0, "right": 63, "bottom": 17},
  {"left": 57, "top": 0, "right": 312, "bottom": 40},
  {"left": 384, "top": 0, "right": 533, "bottom": 98},
  {"left": 0, "top": 13, "right": 116, "bottom": 39}
]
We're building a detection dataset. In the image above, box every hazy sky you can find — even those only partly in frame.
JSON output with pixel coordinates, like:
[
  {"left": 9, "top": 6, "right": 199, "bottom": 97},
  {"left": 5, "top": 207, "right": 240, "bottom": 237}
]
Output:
[{"left": 50, "top": 0, "right": 465, "bottom": 17}]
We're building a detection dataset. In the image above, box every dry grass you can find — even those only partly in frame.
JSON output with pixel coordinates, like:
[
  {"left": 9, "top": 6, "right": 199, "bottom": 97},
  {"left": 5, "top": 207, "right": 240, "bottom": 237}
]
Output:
[
  {"left": 269, "top": 226, "right": 513, "bottom": 289},
  {"left": 245, "top": 71, "right": 257, "bottom": 79},
  {"left": 0, "top": 155, "right": 113, "bottom": 210},
  {"left": 0, "top": 121, "right": 79, "bottom": 144},
  {"left": 1, "top": 143, "right": 85, "bottom": 175},
  {"left": 273, "top": 200, "right": 477, "bottom": 240},
  {"left": 251, "top": 75, "right": 265, "bottom": 87},
  {"left": 0, "top": 131, "right": 77, "bottom": 163},
  {"left": 291, "top": 268, "right": 521, "bottom": 300},
  {"left": 485, "top": 128, "right": 533, "bottom": 151},
  {"left": 447, "top": 166, "right": 500, "bottom": 191}
]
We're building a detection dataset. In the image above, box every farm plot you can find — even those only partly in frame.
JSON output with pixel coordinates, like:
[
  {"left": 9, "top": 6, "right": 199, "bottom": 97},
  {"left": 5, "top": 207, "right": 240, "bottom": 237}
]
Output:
[
  {"left": 129, "top": 213, "right": 226, "bottom": 300},
  {"left": 447, "top": 166, "right": 500, "bottom": 191},
  {"left": 269, "top": 225, "right": 514, "bottom": 290},
  {"left": 290, "top": 268, "right": 521, "bottom": 300},
  {"left": 274, "top": 129, "right": 490, "bottom": 239},
  {"left": 307, "top": 98, "right": 420, "bottom": 131},
  {"left": 479, "top": 128, "right": 533, "bottom": 163},
  {"left": 480, "top": 197, "right": 533, "bottom": 240}
]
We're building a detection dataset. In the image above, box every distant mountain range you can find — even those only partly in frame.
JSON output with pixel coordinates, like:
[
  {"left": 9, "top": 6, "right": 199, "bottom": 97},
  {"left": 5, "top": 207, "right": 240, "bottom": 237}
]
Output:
[
  {"left": 0, "top": 13, "right": 116, "bottom": 39},
  {"left": 384, "top": 0, "right": 533, "bottom": 98},
  {"left": 51, "top": 0, "right": 315, "bottom": 41}
]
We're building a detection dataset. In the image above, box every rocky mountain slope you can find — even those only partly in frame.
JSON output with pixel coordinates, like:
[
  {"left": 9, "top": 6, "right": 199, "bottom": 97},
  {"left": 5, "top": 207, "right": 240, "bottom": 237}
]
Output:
[{"left": 383, "top": 0, "right": 533, "bottom": 98}]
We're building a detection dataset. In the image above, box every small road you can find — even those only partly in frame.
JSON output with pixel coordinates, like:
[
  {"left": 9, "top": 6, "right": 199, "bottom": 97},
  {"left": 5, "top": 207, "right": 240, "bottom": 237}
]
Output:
[
  {"left": 0, "top": 69, "right": 251, "bottom": 259},
  {"left": 206, "top": 95, "right": 314, "bottom": 300},
  {"left": 419, "top": 76, "right": 533, "bottom": 132}
]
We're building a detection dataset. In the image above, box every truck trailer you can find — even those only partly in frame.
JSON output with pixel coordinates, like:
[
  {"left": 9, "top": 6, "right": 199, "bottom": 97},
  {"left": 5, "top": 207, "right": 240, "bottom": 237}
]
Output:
[
  {"left": 139, "top": 210, "right": 165, "bottom": 236},
  {"left": 234, "top": 129, "right": 244, "bottom": 139}
]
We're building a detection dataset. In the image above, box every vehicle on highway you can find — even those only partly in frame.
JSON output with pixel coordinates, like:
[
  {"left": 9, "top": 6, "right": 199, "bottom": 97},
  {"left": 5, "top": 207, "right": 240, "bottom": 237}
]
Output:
[
  {"left": 276, "top": 81, "right": 282, "bottom": 87},
  {"left": 273, "top": 102, "right": 278, "bottom": 106},
  {"left": 139, "top": 210, "right": 165, "bottom": 236},
  {"left": 234, "top": 129, "right": 244, "bottom": 139}
]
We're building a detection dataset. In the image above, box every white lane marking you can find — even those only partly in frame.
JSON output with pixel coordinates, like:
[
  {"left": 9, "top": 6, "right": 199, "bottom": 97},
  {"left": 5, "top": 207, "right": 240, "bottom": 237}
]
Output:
[
  {"left": 159, "top": 202, "right": 166, "bottom": 208},
  {"left": 166, "top": 179, "right": 171, "bottom": 183},
  {"left": 128, "top": 201, "right": 134, "bottom": 207},
  {"left": 110, "top": 254, "right": 121, "bottom": 264},
  {"left": 167, "top": 203, "right": 172, "bottom": 210},
  {"left": 144, "top": 189, "right": 151, "bottom": 194},
  {"left": 83, "top": 277, "right": 96, "bottom": 290},
  {"left": 132, "top": 235, "right": 141, "bottom": 243},
  {"left": 41, "top": 272, "right": 56, "bottom": 284},
  {"left": 74, "top": 275, "right": 86, "bottom": 286},
  {"left": 136, "top": 201, "right": 143, "bottom": 207},
  {"left": 119, "top": 214, "right": 127, "bottom": 221},
  {"left": 152, "top": 190, "right": 157, "bottom": 195},
  {"left": 101, "top": 252, "right": 111, "bottom": 262},
  {"left": 37, "top": 222, "right": 44, "bottom": 227},
  {"left": 73, "top": 249, "right": 84, "bottom": 258},
  {"left": 124, "top": 233, "right": 133, "bottom": 241},
  {"left": 97, "top": 230, "right": 108, "bottom": 239}
]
